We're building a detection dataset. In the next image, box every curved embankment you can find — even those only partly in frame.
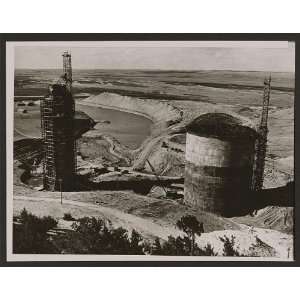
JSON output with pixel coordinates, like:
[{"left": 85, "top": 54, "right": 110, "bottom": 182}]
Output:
[
  {"left": 81, "top": 93, "right": 184, "bottom": 171},
  {"left": 81, "top": 92, "right": 260, "bottom": 174},
  {"left": 81, "top": 92, "right": 183, "bottom": 129}
]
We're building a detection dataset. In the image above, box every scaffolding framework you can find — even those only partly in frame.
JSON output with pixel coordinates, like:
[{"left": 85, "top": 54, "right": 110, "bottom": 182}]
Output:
[
  {"left": 41, "top": 52, "right": 76, "bottom": 191},
  {"left": 63, "top": 51, "right": 72, "bottom": 92},
  {"left": 251, "top": 76, "right": 271, "bottom": 191}
]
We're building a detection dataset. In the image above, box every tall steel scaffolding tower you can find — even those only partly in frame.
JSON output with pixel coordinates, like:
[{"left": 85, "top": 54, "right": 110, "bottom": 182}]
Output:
[
  {"left": 41, "top": 51, "right": 76, "bottom": 191},
  {"left": 62, "top": 51, "right": 72, "bottom": 92},
  {"left": 251, "top": 75, "right": 271, "bottom": 191}
]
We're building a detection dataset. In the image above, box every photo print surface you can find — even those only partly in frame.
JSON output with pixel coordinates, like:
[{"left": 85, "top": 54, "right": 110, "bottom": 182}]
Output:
[{"left": 6, "top": 41, "right": 295, "bottom": 261}]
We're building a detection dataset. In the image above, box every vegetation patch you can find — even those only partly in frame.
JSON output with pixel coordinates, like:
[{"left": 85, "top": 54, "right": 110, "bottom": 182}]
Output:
[{"left": 13, "top": 210, "right": 255, "bottom": 256}]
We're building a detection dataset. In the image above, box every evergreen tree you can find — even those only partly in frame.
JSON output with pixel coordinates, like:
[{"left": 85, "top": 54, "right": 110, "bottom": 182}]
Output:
[{"left": 176, "top": 215, "right": 204, "bottom": 255}]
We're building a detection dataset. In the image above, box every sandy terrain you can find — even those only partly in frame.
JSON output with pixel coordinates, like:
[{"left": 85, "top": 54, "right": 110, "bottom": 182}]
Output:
[
  {"left": 14, "top": 195, "right": 293, "bottom": 259},
  {"left": 13, "top": 69, "right": 294, "bottom": 258}
]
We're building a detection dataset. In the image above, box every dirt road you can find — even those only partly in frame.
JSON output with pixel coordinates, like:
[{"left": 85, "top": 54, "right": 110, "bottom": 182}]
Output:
[
  {"left": 14, "top": 195, "right": 293, "bottom": 259},
  {"left": 14, "top": 195, "right": 180, "bottom": 240}
]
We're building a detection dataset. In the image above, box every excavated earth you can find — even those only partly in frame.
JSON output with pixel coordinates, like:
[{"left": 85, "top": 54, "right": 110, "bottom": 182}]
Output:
[{"left": 13, "top": 71, "right": 294, "bottom": 258}]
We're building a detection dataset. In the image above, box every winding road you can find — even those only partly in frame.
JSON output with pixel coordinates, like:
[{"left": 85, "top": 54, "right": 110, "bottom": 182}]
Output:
[
  {"left": 14, "top": 195, "right": 179, "bottom": 240},
  {"left": 13, "top": 195, "right": 293, "bottom": 259}
]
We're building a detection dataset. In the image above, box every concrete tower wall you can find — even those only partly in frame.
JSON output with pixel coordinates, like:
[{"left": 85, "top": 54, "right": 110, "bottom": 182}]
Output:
[
  {"left": 184, "top": 114, "right": 256, "bottom": 217},
  {"left": 185, "top": 134, "right": 254, "bottom": 168}
]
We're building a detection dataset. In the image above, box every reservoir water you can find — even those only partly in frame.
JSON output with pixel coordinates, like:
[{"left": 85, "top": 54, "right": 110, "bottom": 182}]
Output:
[
  {"left": 77, "top": 103, "right": 153, "bottom": 149},
  {"left": 14, "top": 102, "right": 153, "bottom": 149}
]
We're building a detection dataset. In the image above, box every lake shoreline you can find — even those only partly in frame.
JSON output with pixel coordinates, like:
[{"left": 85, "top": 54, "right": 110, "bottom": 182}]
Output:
[
  {"left": 77, "top": 99, "right": 154, "bottom": 123},
  {"left": 81, "top": 92, "right": 183, "bottom": 129}
]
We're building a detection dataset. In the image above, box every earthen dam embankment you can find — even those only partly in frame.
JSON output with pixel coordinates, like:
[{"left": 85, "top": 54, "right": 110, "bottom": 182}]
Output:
[{"left": 81, "top": 92, "right": 183, "bottom": 130}]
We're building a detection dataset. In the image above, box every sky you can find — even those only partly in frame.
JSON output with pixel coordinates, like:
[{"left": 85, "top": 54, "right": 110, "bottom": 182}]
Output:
[{"left": 14, "top": 41, "right": 295, "bottom": 72}]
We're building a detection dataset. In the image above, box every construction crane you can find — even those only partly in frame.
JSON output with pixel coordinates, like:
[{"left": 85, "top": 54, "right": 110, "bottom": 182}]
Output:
[
  {"left": 55, "top": 51, "right": 72, "bottom": 90},
  {"left": 251, "top": 75, "right": 271, "bottom": 191},
  {"left": 62, "top": 51, "right": 72, "bottom": 91},
  {"left": 40, "top": 51, "right": 76, "bottom": 191}
]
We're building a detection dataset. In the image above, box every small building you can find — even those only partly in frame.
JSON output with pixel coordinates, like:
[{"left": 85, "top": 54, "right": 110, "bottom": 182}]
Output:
[{"left": 184, "top": 113, "right": 258, "bottom": 217}]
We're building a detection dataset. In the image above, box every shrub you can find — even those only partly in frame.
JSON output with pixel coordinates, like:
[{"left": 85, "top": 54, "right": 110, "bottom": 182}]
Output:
[
  {"left": 201, "top": 243, "right": 217, "bottom": 256},
  {"left": 219, "top": 235, "right": 241, "bottom": 257},
  {"left": 176, "top": 215, "right": 204, "bottom": 255},
  {"left": 63, "top": 213, "right": 76, "bottom": 221},
  {"left": 129, "top": 229, "right": 144, "bottom": 255},
  {"left": 160, "top": 236, "right": 189, "bottom": 256},
  {"left": 150, "top": 238, "right": 163, "bottom": 255},
  {"left": 149, "top": 235, "right": 217, "bottom": 256},
  {"left": 53, "top": 217, "right": 146, "bottom": 255},
  {"left": 13, "top": 211, "right": 216, "bottom": 257},
  {"left": 13, "top": 208, "right": 58, "bottom": 254}
]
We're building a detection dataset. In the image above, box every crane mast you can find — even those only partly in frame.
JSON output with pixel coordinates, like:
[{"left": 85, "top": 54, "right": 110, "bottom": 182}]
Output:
[
  {"left": 62, "top": 51, "right": 72, "bottom": 91},
  {"left": 251, "top": 75, "right": 271, "bottom": 191}
]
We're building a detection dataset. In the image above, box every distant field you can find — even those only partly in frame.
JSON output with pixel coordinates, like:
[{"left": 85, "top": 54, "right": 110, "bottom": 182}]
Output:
[
  {"left": 15, "top": 69, "right": 294, "bottom": 107},
  {"left": 14, "top": 68, "right": 295, "bottom": 158}
]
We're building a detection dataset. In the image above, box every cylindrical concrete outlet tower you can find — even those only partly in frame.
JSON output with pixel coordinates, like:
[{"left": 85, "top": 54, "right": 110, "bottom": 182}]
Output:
[{"left": 184, "top": 113, "right": 257, "bottom": 217}]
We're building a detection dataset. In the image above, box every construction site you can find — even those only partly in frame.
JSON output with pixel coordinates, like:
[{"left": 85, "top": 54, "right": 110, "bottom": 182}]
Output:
[{"left": 13, "top": 51, "right": 294, "bottom": 258}]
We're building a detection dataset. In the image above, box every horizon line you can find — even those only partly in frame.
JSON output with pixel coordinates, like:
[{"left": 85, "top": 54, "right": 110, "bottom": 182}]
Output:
[{"left": 14, "top": 67, "right": 294, "bottom": 73}]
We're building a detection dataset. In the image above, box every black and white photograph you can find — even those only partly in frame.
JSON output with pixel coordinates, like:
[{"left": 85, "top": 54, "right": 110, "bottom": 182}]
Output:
[{"left": 5, "top": 40, "right": 295, "bottom": 262}]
